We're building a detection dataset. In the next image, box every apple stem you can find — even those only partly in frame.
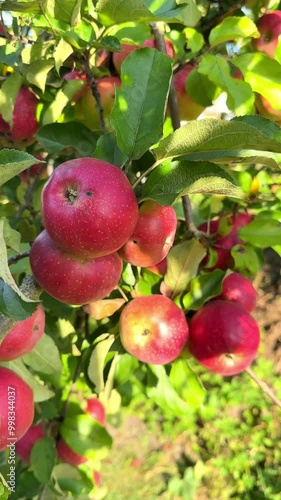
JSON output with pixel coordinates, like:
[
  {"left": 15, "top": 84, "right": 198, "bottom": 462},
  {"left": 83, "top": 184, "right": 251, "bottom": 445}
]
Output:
[
  {"left": 80, "top": 54, "right": 108, "bottom": 133},
  {"left": 245, "top": 366, "right": 281, "bottom": 409},
  {"left": 117, "top": 286, "right": 129, "bottom": 302}
]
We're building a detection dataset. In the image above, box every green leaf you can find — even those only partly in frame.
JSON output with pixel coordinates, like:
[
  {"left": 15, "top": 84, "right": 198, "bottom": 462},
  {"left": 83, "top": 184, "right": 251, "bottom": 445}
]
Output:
[
  {"left": 135, "top": 268, "right": 162, "bottom": 296},
  {"left": 239, "top": 217, "right": 281, "bottom": 248},
  {"left": 88, "top": 334, "right": 116, "bottom": 393},
  {"left": 142, "top": 160, "right": 244, "bottom": 206},
  {"left": 234, "top": 53, "right": 281, "bottom": 112},
  {"left": 183, "top": 27, "right": 204, "bottom": 53},
  {"left": 26, "top": 59, "right": 54, "bottom": 92},
  {"left": 111, "top": 48, "right": 172, "bottom": 159},
  {"left": 122, "top": 263, "right": 136, "bottom": 286},
  {"left": 42, "top": 79, "right": 86, "bottom": 125},
  {"left": 163, "top": 239, "right": 206, "bottom": 297},
  {"left": 147, "top": 364, "right": 202, "bottom": 417},
  {"left": 30, "top": 438, "right": 57, "bottom": 484},
  {"left": 231, "top": 244, "right": 261, "bottom": 277},
  {"left": 186, "top": 68, "right": 219, "bottom": 107},
  {"left": 36, "top": 122, "right": 98, "bottom": 156},
  {"left": 46, "top": 0, "right": 82, "bottom": 24},
  {"left": 96, "top": 0, "right": 186, "bottom": 26},
  {"left": 94, "top": 133, "right": 128, "bottom": 167},
  {"left": 0, "top": 71, "right": 23, "bottom": 125},
  {"left": 169, "top": 359, "right": 206, "bottom": 408},
  {"left": 0, "top": 39, "right": 22, "bottom": 69},
  {"left": 154, "top": 118, "right": 281, "bottom": 163},
  {"left": 209, "top": 16, "right": 259, "bottom": 48},
  {"left": 23, "top": 335, "right": 62, "bottom": 375},
  {"left": 0, "top": 1, "right": 41, "bottom": 12},
  {"left": 53, "top": 38, "right": 73, "bottom": 73},
  {"left": 0, "top": 149, "right": 43, "bottom": 186},
  {"left": 2, "top": 217, "right": 21, "bottom": 253},
  {"left": 22, "top": 42, "right": 53, "bottom": 65},
  {"left": 181, "top": 269, "right": 225, "bottom": 310},
  {"left": 0, "top": 359, "right": 55, "bottom": 402},
  {"left": 176, "top": 0, "right": 201, "bottom": 27},
  {"left": 0, "top": 281, "right": 37, "bottom": 320},
  {"left": 198, "top": 55, "right": 255, "bottom": 115},
  {"left": 60, "top": 414, "right": 112, "bottom": 459}
]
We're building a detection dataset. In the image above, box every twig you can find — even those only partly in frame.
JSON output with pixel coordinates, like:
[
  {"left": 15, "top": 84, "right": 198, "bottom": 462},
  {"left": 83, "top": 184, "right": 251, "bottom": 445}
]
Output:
[
  {"left": 8, "top": 250, "right": 30, "bottom": 266},
  {"left": 246, "top": 366, "right": 281, "bottom": 409},
  {"left": 80, "top": 53, "right": 108, "bottom": 133},
  {"left": 16, "top": 162, "right": 47, "bottom": 218}
]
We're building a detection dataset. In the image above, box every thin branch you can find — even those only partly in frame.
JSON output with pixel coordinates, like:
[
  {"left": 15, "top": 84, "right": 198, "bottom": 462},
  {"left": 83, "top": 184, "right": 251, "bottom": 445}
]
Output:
[
  {"left": 246, "top": 367, "right": 281, "bottom": 409},
  {"left": 16, "top": 162, "right": 47, "bottom": 218},
  {"left": 80, "top": 54, "right": 108, "bottom": 133},
  {"left": 8, "top": 250, "right": 30, "bottom": 266}
]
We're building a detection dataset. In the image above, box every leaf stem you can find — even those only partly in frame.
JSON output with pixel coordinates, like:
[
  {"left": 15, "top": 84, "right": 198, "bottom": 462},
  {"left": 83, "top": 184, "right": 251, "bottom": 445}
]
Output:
[
  {"left": 132, "top": 160, "right": 158, "bottom": 189},
  {"left": 245, "top": 366, "right": 281, "bottom": 409}
]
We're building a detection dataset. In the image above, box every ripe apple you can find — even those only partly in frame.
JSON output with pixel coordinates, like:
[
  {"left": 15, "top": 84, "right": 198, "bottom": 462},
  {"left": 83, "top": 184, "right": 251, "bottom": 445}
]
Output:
[
  {"left": 85, "top": 398, "right": 106, "bottom": 426},
  {"left": 0, "top": 87, "right": 39, "bottom": 143},
  {"left": 252, "top": 11, "right": 281, "bottom": 58},
  {"left": 16, "top": 422, "right": 45, "bottom": 463},
  {"left": 113, "top": 39, "right": 174, "bottom": 74},
  {"left": 0, "top": 367, "right": 34, "bottom": 450},
  {"left": 119, "top": 201, "right": 177, "bottom": 267},
  {"left": 57, "top": 438, "right": 88, "bottom": 466},
  {"left": 30, "top": 230, "right": 123, "bottom": 306},
  {"left": 188, "top": 300, "right": 260, "bottom": 376},
  {"left": 0, "top": 305, "right": 45, "bottom": 361},
  {"left": 216, "top": 272, "right": 257, "bottom": 313},
  {"left": 93, "top": 471, "right": 102, "bottom": 487},
  {"left": 74, "top": 76, "right": 121, "bottom": 130},
  {"left": 147, "top": 256, "right": 168, "bottom": 276},
  {"left": 173, "top": 65, "right": 205, "bottom": 121},
  {"left": 41, "top": 157, "right": 138, "bottom": 258},
  {"left": 119, "top": 295, "right": 189, "bottom": 364},
  {"left": 199, "top": 211, "right": 253, "bottom": 270},
  {"left": 255, "top": 93, "right": 281, "bottom": 121}
]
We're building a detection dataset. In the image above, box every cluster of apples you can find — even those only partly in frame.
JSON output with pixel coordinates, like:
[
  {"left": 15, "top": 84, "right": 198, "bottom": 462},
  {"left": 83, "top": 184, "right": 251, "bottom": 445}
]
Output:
[
  {"left": 64, "top": 37, "right": 204, "bottom": 129},
  {"left": 15, "top": 396, "right": 105, "bottom": 485},
  {"left": 29, "top": 156, "right": 178, "bottom": 305}
]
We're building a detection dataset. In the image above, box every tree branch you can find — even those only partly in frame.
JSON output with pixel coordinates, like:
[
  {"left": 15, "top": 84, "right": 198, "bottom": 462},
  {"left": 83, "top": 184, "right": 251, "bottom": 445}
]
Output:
[
  {"left": 246, "top": 366, "right": 281, "bottom": 410},
  {"left": 80, "top": 54, "right": 108, "bottom": 133}
]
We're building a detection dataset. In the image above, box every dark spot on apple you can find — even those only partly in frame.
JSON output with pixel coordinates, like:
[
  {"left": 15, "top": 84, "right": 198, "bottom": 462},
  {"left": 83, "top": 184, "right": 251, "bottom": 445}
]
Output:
[
  {"left": 85, "top": 191, "right": 92, "bottom": 197},
  {"left": 142, "top": 329, "right": 150, "bottom": 336},
  {"left": 133, "top": 240, "right": 138, "bottom": 244}
]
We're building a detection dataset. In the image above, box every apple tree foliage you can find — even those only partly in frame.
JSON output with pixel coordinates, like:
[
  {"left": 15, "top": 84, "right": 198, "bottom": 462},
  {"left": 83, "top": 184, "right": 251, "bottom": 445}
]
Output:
[{"left": 0, "top": 0, "right": 281, "bottom": 498}]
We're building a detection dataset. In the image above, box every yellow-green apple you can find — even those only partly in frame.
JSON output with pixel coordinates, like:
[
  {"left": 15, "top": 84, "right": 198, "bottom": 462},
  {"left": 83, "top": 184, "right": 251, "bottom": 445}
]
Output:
[
  {"left": 216, "top": 272, "right": 257, "bottom": 313},
  {"left": 119, "top": 295, "right": 189, "bottom": 364},
  {"left": 74, "top": 76, "right": 121, "bottom": 131},
  {"left": 41, "top": 157, "right": 138, "bottom": 258},
  {"left": 57, "top": 438, "right": 88, "bottom": 466},
  {"left": 0, "top": 87, "right": 39, "bottom": 143},
  {"left": 16, "top": 423, "right": 45, "bottom": 463},
  {"left": 199, "top": 211, "right": 253, "bottom": 271},
  {"left": 119, "top": 201, "right": 177, "bottom": 267},
  {"left": 30, "top": 230, "right": 123, "bottom": 306},
  {"left": 252, "top": 11, "right": 281, "bottom": 58},
  {"left": 85, "top": 398, "right": 106, "bottom": 426},
  {"left": 0, "top": 367, "right": 34, "bottom": 450},
  {"left": 0, "top": 306, "right": 45, "bottom": 361},
  {"left": 173, "top": 65, "right": 205, "bottom": 121},
  {"left": 188, "top": 300, "right": 260, "bottom": 375},
  {"left": 113, "top": 38, "right": 174, "bottom": 74}
]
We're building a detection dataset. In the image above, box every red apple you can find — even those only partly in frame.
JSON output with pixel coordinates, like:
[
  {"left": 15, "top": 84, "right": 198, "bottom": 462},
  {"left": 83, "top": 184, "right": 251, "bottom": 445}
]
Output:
[
  {"left": 85, "top": 398, "right": 106, "bottom": 426},
  {"left": 30, "top": 230, "right": 123, "bottom": 306},
  {"left": 0, "top": 87, "right": 39, "bottom": 143},
  {"left": 119, "top": 295, "right": 189, "bottom": 364},
  {"left": 252, "top": 11, "right": 281, "bottom": 58},
  {"left": 16, "top": 422, "right": 45, "bottom": 463},
  {"left": 216, "top": 272, "right": 257, "bottom": 313},
  {"left": 147, "top": 256, "right": 168, "bottom": 276},
  {"left": 188, "top": 300, "right": 260, "bottom": 376},
  {"left": 173, "top": 65, "right": 205, "bottom": 121},
  {"left": 199, "top": 212, "right": 253, "bottom": 270},
  {"left": 113, "top": 39, "right": 174, "bottom": 74},
  {"left": 93, "top": 470, "right": 102, "bottom": 487},
  {"left": 41, "top": 157, "right": 138, "bottom": 258},
  {"left": 0, "top": 305, "right": 45, "bottom": 361},
  {"left": 57, "top": 438, "right": 88, "bottom": 466},
  {"left": 119, "top": 201, "right": 177, "bottom": 267},
  {"left": 74, "top": 76, "right": 121, "bottom": 130},
  {"left": 0, "top": 367, "right": 34, "bottom": 450},
  {"left": 255, "top": 93, "right": 281, "bottom": 121}
]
